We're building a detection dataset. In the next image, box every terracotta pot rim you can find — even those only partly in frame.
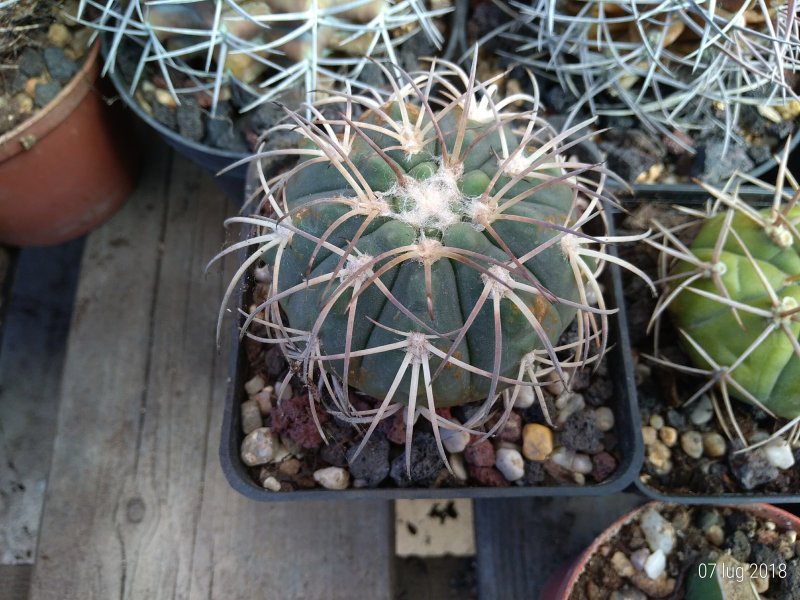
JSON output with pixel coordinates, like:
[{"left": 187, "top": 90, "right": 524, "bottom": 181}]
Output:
[
  {"left": 0, "top": 40, "right": 100, "bottom": 162},
  {"left": 556, "top": 500, "right": 800, "bottom": 599}
]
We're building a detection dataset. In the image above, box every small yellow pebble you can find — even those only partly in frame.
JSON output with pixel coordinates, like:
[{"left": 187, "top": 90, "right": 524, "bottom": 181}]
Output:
[
  {"left": 642, "top": 425, "right": 657, "bottom": 446},
  {"left": 659, "top": 426, "right": 678, "bottom": 448},
  {"left": 47, "top": 23, "right": 71, "bottom": 48},
  {"left": 703, "top": 432, "right": 727, "bottom": 458},
  {"left": 522, "top": 423, "right": 554, "bottom": 462}
]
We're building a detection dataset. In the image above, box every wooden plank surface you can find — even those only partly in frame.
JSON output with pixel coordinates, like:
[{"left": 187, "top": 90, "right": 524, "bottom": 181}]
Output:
[
  {"left": 0, "top": 564, "right": 32, "bottom": 600},
  {"left": 0, "top": 240, "right": 84, "bottom": 564},
  {"left": 30, "top": 149, "right": 393, "bottom": 600},
  {"left": 474, "top": 494, "right": 646, "bottom": 600}
]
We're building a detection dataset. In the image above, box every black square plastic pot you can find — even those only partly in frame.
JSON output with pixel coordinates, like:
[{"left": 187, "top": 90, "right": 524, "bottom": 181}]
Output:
[
  {"left": 218, "top": 183, "right": 645, "bottom": 501},
  {"left": 609, "top": 198, "right": 800, "bottom": 505}
]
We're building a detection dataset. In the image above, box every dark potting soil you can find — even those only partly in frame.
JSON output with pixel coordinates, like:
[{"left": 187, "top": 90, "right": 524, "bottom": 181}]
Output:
[
  {"left": 470, "top": 1, "right": 799, "bottom": 186},
  {"left": 237, "top": 278, "right": 626, "bottom": 492},
  {"left": 616, "top": 205, "right": 800, "bottom": 497},
  {"left": 571, "top": 504, "right": 800, "bottom": 599},
  {"left": 0, "top": 2, "right": 91, "bottom": 136}
]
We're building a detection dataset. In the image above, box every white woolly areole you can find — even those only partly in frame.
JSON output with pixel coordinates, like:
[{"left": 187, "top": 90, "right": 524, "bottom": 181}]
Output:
[
  {"left": 272, "top": 216, "right": 294, "bottom": 243},
  {"left": 779, "top": 296, "right": 798, "bottom": 320},
  {"left": 560, "top": 232, "right": 580, "bottom": 256},
  {"left": 767, "top": 223, "right": 793, "bottom": 249},
  {"left": 468, "top": 199, "right": 494, "bottom": 229},
  {"left": 468, "top": 83, "right": 500, "bottom": 123},
  {"left": 414, "top": 237, "right": 444, "bottom": 262},
  {"left": 338, "top": 254, "right": 374, "bottom": 286},
  {"left": 406, "top": 332, "right": 430, "bottom": 365},
  {"left": 385, "top": 167, "right": 466, "bottom": 231},
  {"left": 710, "top": 260, "right": 728, "bottom": 276},
  {"left": 482, "top": 265, "right": 513, "bottom": 299},
  {"left": 398, "top": 124, "right": 425, "bottom": 156}
]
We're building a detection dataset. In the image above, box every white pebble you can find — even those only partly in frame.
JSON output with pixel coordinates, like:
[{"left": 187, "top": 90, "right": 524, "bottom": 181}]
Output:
[
  {"left": 495, "top": 448, "right": 525, "bottom": 481},
  {"left": 313, "top": 467, "right": 350, "bottom": 490},
  {"left": 649, "top": 414, "right": 664, "bottom": 430},
  {"left": 556, "top": 392, "right": 585, "bottom": 425},
  {"left": 545, "top": 370, "right": 565, "bottom": 396},
  {"left": 690, "top": 395, "right": 714, "bottom": 426},
  {"left": 630, "top": 548, "right": 650, "bottom": 572},
  {"left": 764, "top": 440, "right": 796, "bottom": 470},
  {"left": 449, "top": 453, "right": 468, "bottom": 481},
  {"left": 550, "top": 447, "right": 592, "bottom": 474},
  {"left": 262, "top": 476, "right": 281, "bottom": 492},
  {"left": 640, "top": 509, "right": 676, "bottom": 555},
  {"left": 241, "top": 428, "right": 279, "bottom": 466},
  {"left": 441, "top": 427, "right": 470, "bottom": 454},
  {"left": 680, "top": 431, "right": 704, "bottom": 459},
  {"left": 514, "top": 385, "right": 535, "bottom": 409},
  {"left": 244, "top": 374, "right": 266, "bottom": 395},
  {"left": 644, "top": 549, "right": 666, "bottom": 580},
  {"left": 594, "top": 406, "right": 615, "bottom": 432}
]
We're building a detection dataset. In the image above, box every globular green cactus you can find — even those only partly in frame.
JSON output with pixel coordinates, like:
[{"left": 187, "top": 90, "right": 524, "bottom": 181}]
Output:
[
  {"left": 648, "top": 141, "right": 800, "bottom": 442},
  {"left": 215, "top": 57, "right": 650, "bottom": 468}
]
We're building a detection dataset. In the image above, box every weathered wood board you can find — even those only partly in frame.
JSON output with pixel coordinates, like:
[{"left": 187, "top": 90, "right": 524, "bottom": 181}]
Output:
[{"left": 29, "top": 149, "right": 394, "bottom": 600}]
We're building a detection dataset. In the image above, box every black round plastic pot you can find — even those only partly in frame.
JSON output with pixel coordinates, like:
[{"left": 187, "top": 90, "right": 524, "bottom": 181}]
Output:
[
  {"left": 102, "top": 51, "right": 248, "bottom": 203},
  {"left": 218, "top": 172, "right": 645, "bottom": 501},
  {"left": 610, "top": 199, "right": 800, "bottom": 505}
]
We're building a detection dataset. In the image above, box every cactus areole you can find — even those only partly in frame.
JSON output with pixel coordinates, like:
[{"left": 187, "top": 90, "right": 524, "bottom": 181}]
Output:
[
  {"left": 217, "top": 59, "right": 636, "bottom": 459},
  {"left": 667, "top": 206, "right": 800, "bottom": 419}
]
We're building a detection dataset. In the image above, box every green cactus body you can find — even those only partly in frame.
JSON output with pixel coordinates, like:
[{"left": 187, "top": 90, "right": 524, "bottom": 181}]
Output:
[
  {"left": 268, "top": 104, "right": 582, "bottom": 407},
  {"left": 668, "top": 207, "right": 800, "bottom": 419}
]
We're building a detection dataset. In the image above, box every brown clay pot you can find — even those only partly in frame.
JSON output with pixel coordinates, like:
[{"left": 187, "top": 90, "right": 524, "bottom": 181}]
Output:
[
  {"left": 540, "top": 501, "right": 800, "bottom": 599},
  {"left": 0, "top": 42, "right": 139, "bottom": 246}
]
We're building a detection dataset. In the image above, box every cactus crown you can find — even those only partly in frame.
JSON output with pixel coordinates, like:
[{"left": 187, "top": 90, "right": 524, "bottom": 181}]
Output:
[
  {"left": 214, "top": 57, "right": 651, "bottom": 471},
  {"left": 647, "top": 140, "right": 800, "bottom": 450},
  {"left": 494, "top": 0, "right": 800, "bottom": 150},
  {"left": 76, "top": 0, "right": 449, "bottom": 113}
]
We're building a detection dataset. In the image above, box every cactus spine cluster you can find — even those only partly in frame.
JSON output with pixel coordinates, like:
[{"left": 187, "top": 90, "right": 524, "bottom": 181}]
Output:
[
  {"left": 648, "top": 141, "right": 800, "bottom": 446},
  {"left": 495, "top": 0, "right": 800, "bottom": 149},
  {"left": 77, "top": 0, "right": 448, "bottom": 112},
  {"left": 216, "top": 58, "right": 650, "bottom": 468}
]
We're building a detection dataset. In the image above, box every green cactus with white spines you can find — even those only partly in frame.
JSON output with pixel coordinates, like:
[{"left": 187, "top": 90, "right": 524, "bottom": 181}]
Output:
[
  {"left": 216, "top": 57, "right": 649, "bottom": 468},
  {"left": 648, "top": 141, "right": 800, "bottom": 444}
]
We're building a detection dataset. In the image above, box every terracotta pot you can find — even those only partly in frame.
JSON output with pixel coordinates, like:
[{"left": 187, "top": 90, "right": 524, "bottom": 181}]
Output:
[
  {"left": 539, "top": 501, "right": 800, "bottom": 599},
  {"left": 0, "top": 42, "right": 139, "bottom": 246}
]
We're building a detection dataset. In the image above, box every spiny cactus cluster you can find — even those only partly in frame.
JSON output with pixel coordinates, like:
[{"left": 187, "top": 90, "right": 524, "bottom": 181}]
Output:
[
  {"left": 647, "top": 141, "right": 800, "bottom": 449},
  {"left": 76, "top": 0, "right": 449, "bottom": 113},
  {"left": 215, "top": 58, "right": 651, "bottom": 471},
  {"left": 495, "top": 0, "right": 800, "bottom": 150}
]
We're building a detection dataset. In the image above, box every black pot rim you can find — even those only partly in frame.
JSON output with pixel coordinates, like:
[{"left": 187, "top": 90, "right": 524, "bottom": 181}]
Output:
[
  {"left": 103, "top": 59, "right": 249, "bottom": 162},
  {"left": 614, "top": 198, "right": 800, "bottom": 504}
]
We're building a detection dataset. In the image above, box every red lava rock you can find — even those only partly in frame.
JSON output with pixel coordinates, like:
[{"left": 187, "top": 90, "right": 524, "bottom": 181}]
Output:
[
  {"left": 499, "top": 412, "right": 523, "bottom": 442},
  {"left": 435, "top": 407, "right": 452, "bottom": 420},
  {"left": 379, "top": 411, "right": 407, "bottom": 445},
  {"left": 591, "top": 451, "right": 618, "bottom": 482},
  {"left": 468, "top": 465, "right": 510, "bottom": 487},
  {"left": 464, "top": 439, "right": 495, "bottom": 467},
  {"left": 348, "top": 391, "right": 373, "bottom": 413},
  {"left": 271, "top": 394, "right": 329, "bottom": 450}
]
